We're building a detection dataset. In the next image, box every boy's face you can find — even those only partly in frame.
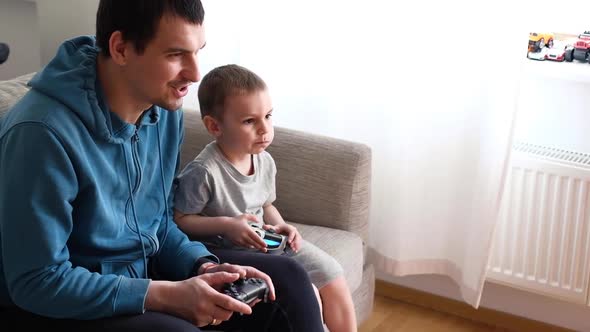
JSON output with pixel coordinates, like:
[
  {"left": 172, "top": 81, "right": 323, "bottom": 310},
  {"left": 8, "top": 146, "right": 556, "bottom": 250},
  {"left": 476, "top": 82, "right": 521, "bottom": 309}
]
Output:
[
  {"left": 214, "top": 89, "right": 274, "bottom": 156},
  {"left": 123, "top": 13, "right": 206, "bottom": 112}
]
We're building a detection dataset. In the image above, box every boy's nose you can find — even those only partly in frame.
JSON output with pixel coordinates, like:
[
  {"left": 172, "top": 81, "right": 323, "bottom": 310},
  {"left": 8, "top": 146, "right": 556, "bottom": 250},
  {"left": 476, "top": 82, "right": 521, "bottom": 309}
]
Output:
[{"left": 258, "top": 121, "right": 271, "bottom": 135}]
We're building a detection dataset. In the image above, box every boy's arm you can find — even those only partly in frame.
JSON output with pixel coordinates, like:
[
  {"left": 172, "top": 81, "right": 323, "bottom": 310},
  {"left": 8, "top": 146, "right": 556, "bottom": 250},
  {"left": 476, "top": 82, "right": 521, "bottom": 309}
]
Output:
[
  {"left": 263, "top": 204, "right": 302, "bottom": 252},
  {"left": 174, "top": 210, "right": 234, "bottom": 237},
  {"left": 175, "top": 210, "right": 268, "bottom": 250},
  {"left": 262, "top": 203, "right": 285, "bottom": 226},
  {"left": 173, "top": 160, "right": 234, "bottom": 238}
]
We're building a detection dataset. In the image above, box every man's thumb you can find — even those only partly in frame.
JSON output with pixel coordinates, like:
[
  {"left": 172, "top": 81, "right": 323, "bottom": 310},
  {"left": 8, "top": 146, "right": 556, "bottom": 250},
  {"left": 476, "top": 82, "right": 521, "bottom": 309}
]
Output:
[{"left": 200, "top": 271, "right": 241, "bottom": 285}]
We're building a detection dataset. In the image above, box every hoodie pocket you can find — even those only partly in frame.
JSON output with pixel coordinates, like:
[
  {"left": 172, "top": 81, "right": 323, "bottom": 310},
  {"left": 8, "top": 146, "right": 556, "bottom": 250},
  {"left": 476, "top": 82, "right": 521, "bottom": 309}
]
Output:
[{"left": 100, "top": 260, "right": 142, "bottom": 278}]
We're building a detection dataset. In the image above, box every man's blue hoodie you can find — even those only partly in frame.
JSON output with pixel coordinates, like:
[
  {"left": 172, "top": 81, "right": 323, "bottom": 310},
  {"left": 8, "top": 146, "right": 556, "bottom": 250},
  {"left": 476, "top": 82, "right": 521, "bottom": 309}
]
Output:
[{"left": 0, "top": 36, "right": 215, "bottom": 318}]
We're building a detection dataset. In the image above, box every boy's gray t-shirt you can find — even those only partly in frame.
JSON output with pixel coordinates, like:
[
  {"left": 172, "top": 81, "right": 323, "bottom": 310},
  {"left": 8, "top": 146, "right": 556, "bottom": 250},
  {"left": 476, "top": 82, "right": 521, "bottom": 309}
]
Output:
[
  {"left": 174, "top": 141, "right": 344, "bottom": 288},
  {"left": 174, "top": 141, "right": 276, "bottom": 225}
]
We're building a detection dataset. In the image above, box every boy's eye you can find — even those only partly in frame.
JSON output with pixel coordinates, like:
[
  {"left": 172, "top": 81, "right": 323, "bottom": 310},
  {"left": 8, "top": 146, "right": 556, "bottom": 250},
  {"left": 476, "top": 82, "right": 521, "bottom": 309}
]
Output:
[
  {"left": 265, "top": 113, "right": 273, "bottom": 119},
  {"left": 243, "top": 119, "right": 254, "bottom": 124},
  {"left": 167, "top": 53, "right": 182, "bottom": 58}
]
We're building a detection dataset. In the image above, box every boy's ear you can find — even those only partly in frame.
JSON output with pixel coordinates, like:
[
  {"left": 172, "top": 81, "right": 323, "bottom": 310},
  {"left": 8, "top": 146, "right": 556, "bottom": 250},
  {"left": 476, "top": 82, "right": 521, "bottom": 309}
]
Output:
[{"left": 202, "top": 115, "right": 222, "bottom": 137}]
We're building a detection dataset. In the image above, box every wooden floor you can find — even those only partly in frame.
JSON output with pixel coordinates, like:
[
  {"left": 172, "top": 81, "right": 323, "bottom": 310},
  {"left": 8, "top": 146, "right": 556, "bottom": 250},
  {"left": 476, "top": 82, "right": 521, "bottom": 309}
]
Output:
[{"left": 359, "top": 295, "right": 512, "bottom": 332}]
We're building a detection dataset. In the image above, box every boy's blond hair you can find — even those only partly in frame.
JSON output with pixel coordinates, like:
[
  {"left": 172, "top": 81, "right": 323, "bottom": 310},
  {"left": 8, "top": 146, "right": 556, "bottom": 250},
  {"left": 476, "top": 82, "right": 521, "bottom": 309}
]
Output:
[{"left": 198, "top": 64, "right": 267, "bottom": 120}]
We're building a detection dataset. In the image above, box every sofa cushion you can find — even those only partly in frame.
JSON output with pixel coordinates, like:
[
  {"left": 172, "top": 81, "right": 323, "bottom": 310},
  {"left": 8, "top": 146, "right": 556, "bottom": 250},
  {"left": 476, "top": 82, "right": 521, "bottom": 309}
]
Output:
[
  {"left": 290, "top": 221, "right": 363, "bottom": 292},
  {"left": 0, "top": 72, "right": 35, "bottom": 118}
]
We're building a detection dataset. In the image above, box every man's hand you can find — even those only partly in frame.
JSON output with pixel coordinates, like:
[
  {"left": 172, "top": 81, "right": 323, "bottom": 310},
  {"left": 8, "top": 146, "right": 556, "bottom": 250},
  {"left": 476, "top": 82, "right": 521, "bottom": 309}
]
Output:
[
  {"left": 146, "top": 272, "right": 251, "bottom": 327},
  {"left": 223, "top": 214, "right": 267, "bottom": 251},
  {"left": 145, "top": 263, "right": 276, "bottom": 327},
  {"left": 263, "top": 223, "right": 302, "bottom": 252},
  {"left": 200, "top": 263, "right": 276, "bottom": 302}
]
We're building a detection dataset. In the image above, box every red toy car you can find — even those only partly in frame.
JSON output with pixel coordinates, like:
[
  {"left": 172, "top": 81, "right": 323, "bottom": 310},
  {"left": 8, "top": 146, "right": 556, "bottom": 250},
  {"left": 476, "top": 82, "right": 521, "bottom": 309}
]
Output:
[
  {"left": 571, "top": 31, "right": 590, "bottom": 63},
  {"left": 546, "top": 45, "right": 575, "bottom": 62}
]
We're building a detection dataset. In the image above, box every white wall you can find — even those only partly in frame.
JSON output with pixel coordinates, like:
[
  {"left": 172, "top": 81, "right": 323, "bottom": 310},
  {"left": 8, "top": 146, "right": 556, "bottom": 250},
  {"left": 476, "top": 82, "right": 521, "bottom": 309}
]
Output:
[
  {"left": 0, "top": 0, "right": 99, "bottom": 80},
  {"left": 513, "top": 60, "right": 590, "bottom": 154},
  {"left": 0, "top": 0, "right": 41, "bottom": 80},
  {"left": 36, "top": 0, "right": 99, "bottom": 66}
]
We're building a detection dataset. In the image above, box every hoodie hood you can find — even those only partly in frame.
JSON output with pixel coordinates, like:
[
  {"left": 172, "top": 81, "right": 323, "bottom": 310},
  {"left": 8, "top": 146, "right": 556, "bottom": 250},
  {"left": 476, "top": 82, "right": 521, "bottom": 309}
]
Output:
[{"left": 29, "top": 35, "right": 156, "bottom": 144}]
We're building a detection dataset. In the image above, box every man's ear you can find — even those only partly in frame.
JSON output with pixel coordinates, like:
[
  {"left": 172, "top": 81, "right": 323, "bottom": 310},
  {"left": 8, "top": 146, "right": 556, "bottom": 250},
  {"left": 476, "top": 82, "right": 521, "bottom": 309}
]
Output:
[
  {"left": 202, "top": 115, "right": 222, "bottom": 137},
  {"left": 109, "top": 31, "right": 131, "bottom": 65}
]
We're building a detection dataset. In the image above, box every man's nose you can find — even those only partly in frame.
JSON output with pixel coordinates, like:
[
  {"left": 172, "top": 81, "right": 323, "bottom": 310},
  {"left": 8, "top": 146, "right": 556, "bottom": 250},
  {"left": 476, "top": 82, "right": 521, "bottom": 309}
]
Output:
[{"left": 183, "top": 54, "right": 201, "bottom": 82}]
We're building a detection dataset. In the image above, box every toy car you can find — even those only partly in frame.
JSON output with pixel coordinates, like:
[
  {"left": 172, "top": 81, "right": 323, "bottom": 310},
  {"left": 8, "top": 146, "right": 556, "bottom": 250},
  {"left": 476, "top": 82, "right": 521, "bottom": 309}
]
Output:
[
  {"left": 528, "top": 32, "right": 554, "bottom": 52},
  {"left": 571, "top": 31, "right": 590, "bottom": 63},
  {"left": 527, "top": 47, "right": 547, "bottom": 61},
  {"left": 546, "top": 45, "right": 574, "bottom": 62}
]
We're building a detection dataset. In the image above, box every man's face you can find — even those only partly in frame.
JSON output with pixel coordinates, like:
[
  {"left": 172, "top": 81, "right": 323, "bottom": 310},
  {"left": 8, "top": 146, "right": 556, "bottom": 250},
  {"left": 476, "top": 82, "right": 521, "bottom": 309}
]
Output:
[
  {"left": 124, "top": 14, "right": 206, "bottom": 112},
  {"left": 216, "top": 89, "right": 274, "bottom": 157}
]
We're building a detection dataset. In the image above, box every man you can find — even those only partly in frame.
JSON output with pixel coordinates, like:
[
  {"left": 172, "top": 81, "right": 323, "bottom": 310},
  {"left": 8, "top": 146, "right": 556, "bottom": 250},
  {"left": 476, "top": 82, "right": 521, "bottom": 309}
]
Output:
[{"left": 0, "top": 1, "right": 324, "bottom": 331}]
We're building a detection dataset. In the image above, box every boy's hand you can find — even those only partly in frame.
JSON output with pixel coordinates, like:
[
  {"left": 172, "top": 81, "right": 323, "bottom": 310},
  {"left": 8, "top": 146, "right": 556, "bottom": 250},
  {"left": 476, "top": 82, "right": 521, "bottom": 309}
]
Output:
[
  {"left": 263, "top": 223, "right": 302, "bottom": 252},
  {"left": 224, "top": 214, "right": 268, "bottom": 252}
]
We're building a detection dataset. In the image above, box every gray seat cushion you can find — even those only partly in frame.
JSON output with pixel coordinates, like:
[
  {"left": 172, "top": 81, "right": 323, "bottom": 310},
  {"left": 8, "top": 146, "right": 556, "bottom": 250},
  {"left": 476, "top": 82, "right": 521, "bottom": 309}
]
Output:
[{"left": 290, "top": 221, "right": 363, "bottom": 292}]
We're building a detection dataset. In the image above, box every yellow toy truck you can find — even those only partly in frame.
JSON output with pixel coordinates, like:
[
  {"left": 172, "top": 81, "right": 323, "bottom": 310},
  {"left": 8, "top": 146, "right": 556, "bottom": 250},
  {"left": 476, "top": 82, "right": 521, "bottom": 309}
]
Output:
[{"left": 528, "top": 32, "right": 554, "bottom": 52}]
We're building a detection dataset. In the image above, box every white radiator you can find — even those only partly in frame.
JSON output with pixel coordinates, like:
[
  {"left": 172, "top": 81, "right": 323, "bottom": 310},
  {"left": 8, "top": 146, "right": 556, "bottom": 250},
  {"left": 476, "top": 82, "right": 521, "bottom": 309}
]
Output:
[{"left": 487, "top": 142, "right": 590, "bottom": 304}]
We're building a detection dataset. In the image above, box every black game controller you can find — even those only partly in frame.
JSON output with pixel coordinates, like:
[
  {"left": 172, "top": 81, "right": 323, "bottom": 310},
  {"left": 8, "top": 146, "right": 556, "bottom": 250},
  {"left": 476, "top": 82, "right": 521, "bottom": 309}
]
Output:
[{"left": 222, "top": 278, "right": 269, "bottom": 305}]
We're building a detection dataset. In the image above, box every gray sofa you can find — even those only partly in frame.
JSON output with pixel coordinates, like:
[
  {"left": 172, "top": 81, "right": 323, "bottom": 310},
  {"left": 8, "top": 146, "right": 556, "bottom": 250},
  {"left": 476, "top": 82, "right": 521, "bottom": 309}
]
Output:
[{"left": 0, "top": 72, "right": 375, "bottom": 327}]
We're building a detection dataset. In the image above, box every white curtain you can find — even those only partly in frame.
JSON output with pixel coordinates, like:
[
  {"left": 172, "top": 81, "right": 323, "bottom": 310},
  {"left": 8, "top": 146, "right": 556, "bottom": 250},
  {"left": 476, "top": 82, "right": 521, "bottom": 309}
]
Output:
[{"left": 192, "top": 0, "right": 582, "bottom": 307}]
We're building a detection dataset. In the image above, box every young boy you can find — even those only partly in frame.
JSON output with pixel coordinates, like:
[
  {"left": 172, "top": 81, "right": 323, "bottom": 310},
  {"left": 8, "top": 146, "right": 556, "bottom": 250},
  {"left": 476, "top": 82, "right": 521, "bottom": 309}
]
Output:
[{"left": 174, "top": 64, "right": 358, "bottom": 332}]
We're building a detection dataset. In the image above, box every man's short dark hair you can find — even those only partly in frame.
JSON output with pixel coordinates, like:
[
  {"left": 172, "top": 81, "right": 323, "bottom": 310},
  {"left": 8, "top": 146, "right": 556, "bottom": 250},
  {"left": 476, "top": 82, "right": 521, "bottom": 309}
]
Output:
[
  {"left": 96, "top": 0, "right": 204, "bottom": 57},
  {"left": 198, "top": 64, "right": 268, "bottom": 120}
]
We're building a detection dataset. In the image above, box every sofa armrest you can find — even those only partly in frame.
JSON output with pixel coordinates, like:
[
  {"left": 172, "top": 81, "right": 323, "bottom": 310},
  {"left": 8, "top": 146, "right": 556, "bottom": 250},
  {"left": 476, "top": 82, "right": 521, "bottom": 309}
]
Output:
[{"left": 267, "top": 127, "right": 371, "bottom": 243}]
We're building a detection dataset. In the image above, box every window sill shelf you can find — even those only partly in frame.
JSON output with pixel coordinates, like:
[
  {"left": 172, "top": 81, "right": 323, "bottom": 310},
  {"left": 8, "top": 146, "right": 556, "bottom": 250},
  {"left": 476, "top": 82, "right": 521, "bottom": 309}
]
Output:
[{"left": 522, "top": 58, "right": 590, "bottom": 84}]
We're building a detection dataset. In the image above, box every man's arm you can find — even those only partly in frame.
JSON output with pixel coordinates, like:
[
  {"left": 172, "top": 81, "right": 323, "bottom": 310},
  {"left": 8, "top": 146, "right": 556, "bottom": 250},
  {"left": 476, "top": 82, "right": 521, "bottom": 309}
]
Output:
[{"left": 0, "top": 124, "right": 148, "bottom": 319}]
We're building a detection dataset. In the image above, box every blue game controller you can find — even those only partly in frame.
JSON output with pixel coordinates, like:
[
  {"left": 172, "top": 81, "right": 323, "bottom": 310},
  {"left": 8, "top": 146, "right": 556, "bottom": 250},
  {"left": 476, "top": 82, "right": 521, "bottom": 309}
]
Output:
[{"left": 250, "top": 224, "right": 290, "bottom": 255}]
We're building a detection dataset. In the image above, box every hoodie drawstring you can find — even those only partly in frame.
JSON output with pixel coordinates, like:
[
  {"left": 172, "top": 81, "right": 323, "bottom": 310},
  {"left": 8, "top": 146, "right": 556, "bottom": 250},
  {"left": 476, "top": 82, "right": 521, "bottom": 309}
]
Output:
[
  {"left": 122, "top": 143, "right": 148, "bottom": 279},
  {"left": 155, "top": 122, "right": 169, "bottom": 254}
]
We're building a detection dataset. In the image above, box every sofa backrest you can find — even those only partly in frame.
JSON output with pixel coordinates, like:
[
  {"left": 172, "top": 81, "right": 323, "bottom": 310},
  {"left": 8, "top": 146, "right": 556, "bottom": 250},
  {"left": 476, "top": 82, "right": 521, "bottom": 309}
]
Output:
[
  {"left": 0, "top": 72, "right": 35, "bottom": 119},
  {"left": 268, "top": 124, "right": 371, "bottom": 241}
]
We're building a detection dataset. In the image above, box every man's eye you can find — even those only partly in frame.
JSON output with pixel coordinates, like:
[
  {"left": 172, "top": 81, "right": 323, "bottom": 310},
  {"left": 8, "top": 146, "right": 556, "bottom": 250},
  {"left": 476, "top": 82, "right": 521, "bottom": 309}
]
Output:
[{"left": 168, "top": 53, "right": 182, "bottom": 57}]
